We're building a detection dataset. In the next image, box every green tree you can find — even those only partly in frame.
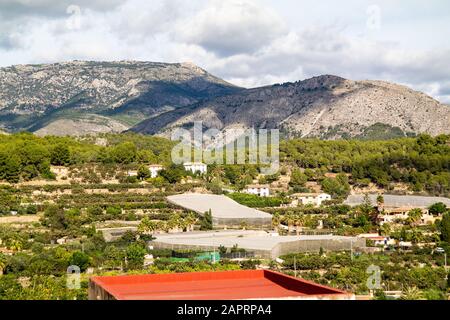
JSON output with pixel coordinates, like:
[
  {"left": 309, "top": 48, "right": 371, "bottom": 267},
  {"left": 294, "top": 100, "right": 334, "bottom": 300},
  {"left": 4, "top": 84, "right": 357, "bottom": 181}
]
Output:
[
  {"left": 50, "top": 144, "right": 71, "bottom": 166},
  {"left": 376, "top": 194, "right": 384, "bottom": 208},
  {"left": 272, "top": 213, "right": 281, "bottom": 233},
  {"left": 407, "top": 208, "right": 423, "bottom": 226},
  {"left": 159, "top": 164, "right": 185, "bottom": 183},
  {"left": 110, "top": 142, "right": 137, "bottom": 164},
  {"left": 138, "top": 216, "right": 158, "bottom": 234},
  {"left": 289, "top": 169, "right": 308, "bottom": 190},
  {"left": 126, "top": 244, "right": 146, "bottom": 270},
  {"left": 283, "top": 212, "right": 296, "bottom": 234},
  {"left": 4, "top": 155, "right": 21, "bottom": 183},
  {"left": 320, "top": 175, "right": 350, "bottom": 198},
  {"left": 69, "top": 251, "right": 90, "bottom": 272},
  {"left": 87, "top": 206, "right": 103, "bottom": 216},
  {"left": 400, "top": 287, "right": 423, "bottom": 300},
  {"left": 200, "top": 210, "right": 213, "bottom": 231},
  {"left": 439, "top": 212, "right": 450, "bottom": 242},
  {"left": 137, "top": 165, "right": 151, "bottom": 180},
  {"left": 429, "top": 202, "right": 447, "bottom": 216}
]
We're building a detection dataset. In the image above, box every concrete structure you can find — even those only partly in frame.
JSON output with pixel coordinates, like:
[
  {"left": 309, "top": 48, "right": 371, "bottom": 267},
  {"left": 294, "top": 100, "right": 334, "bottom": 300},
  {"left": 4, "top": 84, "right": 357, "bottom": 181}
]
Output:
[
  {"left": 150, "top": 230, "right": 366, "bottom": 259},
  {"left": 98, "top": 227, "right": 138, "bottom": 242},
  {"left": 357, "top": 233, "right": 395, "bottom": 247},
  {"left": 89, "top": 270, "right": 354, "bottom": 300},
  {"left": 183, "top": 162, "right": 207, "bottom": 175},
  {"left": 291, "top": 193, "right": 332, "bottom": 207},
  {"left": 345, "top": 194, "right": 450, "bottom": 208},
  {"left": 245, "top": 184, "right": 270, "bottom": 197},
  {"left": 167, "top": 193, "right": 272, "bottom": 228}
]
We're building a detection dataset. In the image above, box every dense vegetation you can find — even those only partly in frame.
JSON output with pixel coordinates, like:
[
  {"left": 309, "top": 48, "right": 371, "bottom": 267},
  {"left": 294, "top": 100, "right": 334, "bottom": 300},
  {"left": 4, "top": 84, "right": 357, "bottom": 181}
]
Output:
[
  {"left": 0, "top": 133, "right": 174, "bottom": 183},
  {"left": 281, "top": 134, "right": 450, "bottom": 195},
  {"left": 1, "top": 133, "right": 448, "bottom": 196},
  {"left": 0, "top": 132, "right": 449, "bottom": 300},
  {"left": 281, "top": 250, "right": 450, "bottom": 298}
]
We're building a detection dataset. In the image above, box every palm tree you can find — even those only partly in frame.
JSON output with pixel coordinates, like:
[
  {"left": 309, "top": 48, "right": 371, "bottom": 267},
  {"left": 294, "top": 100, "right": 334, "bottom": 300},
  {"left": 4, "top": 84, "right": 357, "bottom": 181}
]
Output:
[
  {"left": 138, "top": 216, "right": 157, "bottom": 234},
  {"left": 283, "top": 212, "right": 295, "bottom": 234},
  {"left": 379, "top": 223, "right": 391, "bottom": 236},
  {"left": 407, "top": 208, "right": 423, "bottom": 226},
  {"left": 272, "top": 213, "right": 281, "bottom": 233},
  {"left": 410, "top": 228, "right": 424, "bottom": 244},
  {"left": 294, "top": 213, "right": 305, "bottom": 236},
  {"left": 185, "top": 213, "right": 197, "bottom": 232},
  {"left": 167, "top": 214, "right": 181, "bottom": 233},
  {"left": 376, "top": 194, "right": 384, "bottom": 210},
  {"left": 400, "top": 287, "right": 423, "bottom": 300},
  {"left": 8, "top": 239, "right": 22, "bottom": 252}
]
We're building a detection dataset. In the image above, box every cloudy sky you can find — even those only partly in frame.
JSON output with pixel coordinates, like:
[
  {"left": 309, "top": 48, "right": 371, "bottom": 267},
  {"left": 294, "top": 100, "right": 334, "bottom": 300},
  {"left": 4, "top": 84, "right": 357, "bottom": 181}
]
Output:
[{"left": 1, "top": 0, "right": 449, "bottom": 102}]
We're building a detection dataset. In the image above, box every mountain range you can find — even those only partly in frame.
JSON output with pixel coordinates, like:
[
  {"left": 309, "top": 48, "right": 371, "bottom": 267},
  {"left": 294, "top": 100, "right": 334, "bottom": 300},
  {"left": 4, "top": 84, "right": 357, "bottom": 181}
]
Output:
[{"left": 1, "top": 61, "right": 449, "bottom": 139}]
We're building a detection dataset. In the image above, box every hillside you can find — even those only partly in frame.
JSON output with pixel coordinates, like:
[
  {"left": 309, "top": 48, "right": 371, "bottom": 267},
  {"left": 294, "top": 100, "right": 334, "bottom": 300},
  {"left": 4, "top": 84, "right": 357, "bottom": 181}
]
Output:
[
  {"left": 0, "top": 61, "right": 240, "bottom": 135},
  {"left": 131, "top": 75, "right": 450, "bottom": 139}
]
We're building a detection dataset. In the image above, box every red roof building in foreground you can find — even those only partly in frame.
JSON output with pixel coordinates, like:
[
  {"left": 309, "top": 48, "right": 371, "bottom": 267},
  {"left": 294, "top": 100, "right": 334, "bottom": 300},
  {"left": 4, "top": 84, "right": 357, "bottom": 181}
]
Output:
[{"left": 89, "top": 270, "right": 354, "bottom": 300}]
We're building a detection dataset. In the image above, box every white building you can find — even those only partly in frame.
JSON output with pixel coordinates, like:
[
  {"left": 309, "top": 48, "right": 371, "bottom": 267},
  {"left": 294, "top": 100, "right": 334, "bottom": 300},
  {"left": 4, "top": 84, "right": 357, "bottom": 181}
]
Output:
[
  {"left": 357, "top": 233, "right": 395, "bottom": 247},
  {"left": 245, "top": 185, "right": 270, "bottom": 197},
  {"left": 127, "top": 165, "right": 163, "bottom": 178},
  {"left": 291, "top": 193, "right": 332, "bottom": 207},
  {"left": 149, "top": 165, "right": 163, "bottom": 178},
  {"left": 183, "top": 162, "right": 207, "bottom": 175}
]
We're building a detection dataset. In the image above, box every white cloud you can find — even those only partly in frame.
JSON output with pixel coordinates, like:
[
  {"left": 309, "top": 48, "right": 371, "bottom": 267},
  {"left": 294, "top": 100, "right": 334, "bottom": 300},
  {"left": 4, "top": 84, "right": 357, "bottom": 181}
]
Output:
[{"left": 176, "top": 0, "right": 287, "bottom": 56}]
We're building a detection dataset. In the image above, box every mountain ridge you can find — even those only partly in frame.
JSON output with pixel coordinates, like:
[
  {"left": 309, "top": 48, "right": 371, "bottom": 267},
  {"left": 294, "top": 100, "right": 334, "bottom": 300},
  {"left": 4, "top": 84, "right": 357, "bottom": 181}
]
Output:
[
  {"left": 130, "top": 74, "right": 450, "bottom": 139},
  {"left": 0, "top": 60, "right": 241, "bottom": 134},
  {"left": 0, "top": 61, "right": 449, "bottom": 139}
]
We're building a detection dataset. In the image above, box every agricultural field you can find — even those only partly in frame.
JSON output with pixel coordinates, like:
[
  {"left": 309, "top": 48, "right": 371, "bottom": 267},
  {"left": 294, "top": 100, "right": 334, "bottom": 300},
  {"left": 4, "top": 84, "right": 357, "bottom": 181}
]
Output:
[{"left": 0, "top": 133, "right": 449, "bottom": 300}]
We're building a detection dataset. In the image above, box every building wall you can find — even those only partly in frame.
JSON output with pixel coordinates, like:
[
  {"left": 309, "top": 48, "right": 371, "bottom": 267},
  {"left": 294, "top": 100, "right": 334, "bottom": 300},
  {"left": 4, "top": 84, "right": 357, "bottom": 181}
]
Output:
[
  {"left": 151, "top": 237, "right": 366, "bottom": 259},
  {"left": 149, "top": 167, "right": 162, "bottom": 178},
  {"left": 212, "top": 217, "right": 273, "bottom": 229},
  {"left": 89, "top": 280, "right": 116, "bottom": 300},
  {"left": 272, "top": 238, "right": 366, "bottom": 259}
]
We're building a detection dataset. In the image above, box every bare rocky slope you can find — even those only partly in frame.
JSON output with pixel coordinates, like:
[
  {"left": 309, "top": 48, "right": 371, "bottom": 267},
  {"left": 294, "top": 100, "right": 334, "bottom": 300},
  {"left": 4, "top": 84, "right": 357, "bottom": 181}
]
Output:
[
  {"left": 1, "top": 61, "right": 449, "bottom": 139},
  {"left": 130, "top": 75, "right": 450, "bottom": 139},
  {"left": 0, "top": 61, "right": 240, "bottom": 135}
]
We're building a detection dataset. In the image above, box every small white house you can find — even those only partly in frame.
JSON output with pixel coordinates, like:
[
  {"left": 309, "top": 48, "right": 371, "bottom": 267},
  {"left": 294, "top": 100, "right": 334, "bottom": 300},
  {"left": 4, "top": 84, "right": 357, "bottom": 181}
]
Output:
[
  {"left": 149, "top": 165, "right": 163, "bottom": 178},
  {"left": 245, "top": 185, "right": 270, "bottom": 197},
  {"left": 292, "top": 193, "right": 332, "bottom": 207},
  {"left": 184, "top": 162, "right": 207, "bottom": 175},
  {"left": 357, "top": 233, "right": 394, "bottom": 247}
]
